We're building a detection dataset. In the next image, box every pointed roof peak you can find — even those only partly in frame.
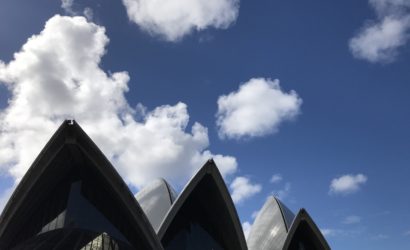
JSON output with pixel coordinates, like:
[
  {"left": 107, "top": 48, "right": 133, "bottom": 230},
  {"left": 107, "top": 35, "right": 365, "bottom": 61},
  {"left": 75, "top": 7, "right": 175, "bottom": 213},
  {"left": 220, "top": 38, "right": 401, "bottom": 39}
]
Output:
[
  {"left": 158, "top": 160, "right": 247, "bottom": 250},
  {"left": 0, "top": 120, "right": 163, "bottom": 249},
  {"left": 263, "top": 196, "right": 295, "bottom": 231},
  {"left": 283, "top": 208, "right": 330, "bottom": 250}
]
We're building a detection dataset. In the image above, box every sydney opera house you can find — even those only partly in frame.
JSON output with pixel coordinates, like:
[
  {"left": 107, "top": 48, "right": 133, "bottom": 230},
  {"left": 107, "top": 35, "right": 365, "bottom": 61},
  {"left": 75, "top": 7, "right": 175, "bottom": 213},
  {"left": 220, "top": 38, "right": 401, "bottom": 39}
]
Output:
[{"left": 0, "top": 120, "right": 330, "bottom": 249}]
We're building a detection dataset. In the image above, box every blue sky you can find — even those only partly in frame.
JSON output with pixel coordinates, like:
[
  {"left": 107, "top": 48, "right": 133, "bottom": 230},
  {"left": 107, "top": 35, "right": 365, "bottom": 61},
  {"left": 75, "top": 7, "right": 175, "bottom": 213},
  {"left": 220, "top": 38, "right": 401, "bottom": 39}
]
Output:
[{"left": 1, "top": 0, "right": 410, "bottom": 249}]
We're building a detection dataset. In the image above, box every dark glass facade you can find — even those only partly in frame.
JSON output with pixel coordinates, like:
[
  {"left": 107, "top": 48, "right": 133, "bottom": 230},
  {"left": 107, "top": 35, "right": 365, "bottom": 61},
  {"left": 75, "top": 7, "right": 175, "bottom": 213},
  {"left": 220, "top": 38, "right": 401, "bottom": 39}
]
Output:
[{"left": 164, "top": 223, "right": 224, "bottom": 250}]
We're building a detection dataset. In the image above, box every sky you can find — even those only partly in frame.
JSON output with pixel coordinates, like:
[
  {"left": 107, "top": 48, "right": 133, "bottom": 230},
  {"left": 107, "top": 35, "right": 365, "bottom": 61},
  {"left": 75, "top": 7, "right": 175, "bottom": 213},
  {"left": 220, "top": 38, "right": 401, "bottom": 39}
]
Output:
[{"left": 0, "top": 0, "right": 410, "bottom": 249}]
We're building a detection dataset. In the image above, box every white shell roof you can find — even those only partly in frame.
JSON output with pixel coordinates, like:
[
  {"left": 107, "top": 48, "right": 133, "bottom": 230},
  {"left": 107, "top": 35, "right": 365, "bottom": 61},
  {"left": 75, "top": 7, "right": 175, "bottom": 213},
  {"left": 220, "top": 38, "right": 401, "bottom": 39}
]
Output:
[
  {"left": 135, "top": 179, "right": 177, "bottom": 232},
  {"left": 247, "top": 196, "right": 295, "bottom": 250}
]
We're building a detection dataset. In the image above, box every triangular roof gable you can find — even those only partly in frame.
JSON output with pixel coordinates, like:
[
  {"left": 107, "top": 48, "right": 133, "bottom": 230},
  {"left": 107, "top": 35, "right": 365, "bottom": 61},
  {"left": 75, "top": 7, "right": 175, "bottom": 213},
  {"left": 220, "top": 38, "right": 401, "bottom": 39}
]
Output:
[
  {"left": 0, "top": 120, "right": 163, "bottom": 249},
  {"left": 282, "top": 209, "right": 330, "bottom": 250},
  {"left": 136, "top": 178, "right": 177, "bottom": 231},
  {"left": 157, "top": 159, "right": 247, "bottom": 250}
]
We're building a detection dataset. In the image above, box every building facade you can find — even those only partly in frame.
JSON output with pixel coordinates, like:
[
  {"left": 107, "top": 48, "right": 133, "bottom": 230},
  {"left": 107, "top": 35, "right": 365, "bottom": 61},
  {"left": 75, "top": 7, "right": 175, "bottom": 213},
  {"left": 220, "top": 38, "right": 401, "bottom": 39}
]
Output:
[{"left": 0, "top": 121, "right": 330, "bottom": 250}]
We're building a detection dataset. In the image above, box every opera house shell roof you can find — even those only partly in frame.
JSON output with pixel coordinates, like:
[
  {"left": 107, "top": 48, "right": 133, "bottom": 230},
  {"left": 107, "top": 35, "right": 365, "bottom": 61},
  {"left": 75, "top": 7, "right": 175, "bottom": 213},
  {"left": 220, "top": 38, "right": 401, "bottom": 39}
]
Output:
[{"left": 0, "top": 120, "right": 330, "bottom": 249}]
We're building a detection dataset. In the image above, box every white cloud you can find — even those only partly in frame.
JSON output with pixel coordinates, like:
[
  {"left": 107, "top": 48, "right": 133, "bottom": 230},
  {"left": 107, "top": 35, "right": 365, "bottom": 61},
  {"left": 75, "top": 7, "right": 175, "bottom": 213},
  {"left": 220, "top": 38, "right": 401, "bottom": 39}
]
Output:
[
  {"left": 320, "top": 228, "right": 338, "bottom": 237},
  {"left": 216, "top": 78, "right": 302, "bottom": 139},
  {"left": 329, "top": 174, "right": 367, "bottom": 195},
  {"left": 270, "top": 174, "right": 283, "bottom": 184},
  {"left": 349, "top": 16, "right": 410, "bottom": 63},
  {"left": 122, "top": 0, "right": 239, "bottom": 41},
  {"left": 61, "top": 0, "right": 93, "bottom": 20},
  {"left": 349, "top": 0, "right": 410, "bottom": 63},
  {"left": 320, "top": 228, "right": 349, "bottom": 238},
  {"left": 230, "top": 176, "right": 262, "bottom": 204},
  {"left": 403, "top": 230, "right": 410, "bottom": 236},
  {"left": 272, "top": 182, "right": 291, "bottom": 200},
  {"left": 83, "top": 8, "right": 94, "bottom": 20},
  {"left": 372, "top": 233, "right": 389, "bottom": 240},
  {"left": 342, "top": 215, "right": 361, "bottom": 224},
  {"left": 321, "top": 227, "right": 366, "bottom": 238},
  {"left": 242, "top": 221, "right": 252, "bottom": 239},
  {"left": 61, "top": 0, "right": 75, "bottom": 14},
  {"left": 369, "top": 0, "right": 410, "bottom": 16},
  {"left": 0, "top": 15, "right": 237, "bottom": 191}
]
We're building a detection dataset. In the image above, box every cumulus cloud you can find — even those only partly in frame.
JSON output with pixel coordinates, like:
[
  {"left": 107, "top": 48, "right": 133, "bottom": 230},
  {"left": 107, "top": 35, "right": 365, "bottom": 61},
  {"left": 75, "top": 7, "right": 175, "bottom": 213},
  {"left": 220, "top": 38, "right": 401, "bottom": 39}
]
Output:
[
  {"left": 270, "top": 174, "right": 283, "bottom": 184},
  {"left": 122, "top": 0, "right": 239, "bottom": 41},
  {"left": 230, "top": 176, "right": 262, "bottom": 204},
  {"left": 342, "top": 215, "right": 361, "bottom": 224},
  {"left": 329, "top": 174, "right": 367, "bottom": 195},
  {"left": 216, "top": 78, "right": 302, "bottom": 139},
  {"left": 0, "top": 15, "right": 237, "bottom": 191},
  {"left": 349, "top": 0, "right": 410, "bottom": 63}
]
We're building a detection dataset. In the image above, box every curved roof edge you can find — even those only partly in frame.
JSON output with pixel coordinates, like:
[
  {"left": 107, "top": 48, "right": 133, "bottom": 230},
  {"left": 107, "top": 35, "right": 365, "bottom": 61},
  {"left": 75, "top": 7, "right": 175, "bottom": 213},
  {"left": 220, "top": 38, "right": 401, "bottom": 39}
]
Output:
[
  {"left": 160, "top": 178, "right": 177, "bottom": 204},
  {"left": 136, "top": 178, "right": 176, "bottom": 206},
  {"left": 274, "top": 197, "right": 295, "bottom": 232},
  {"left": 157, "top": 159, "right": 247, "bottom": 250},
  {"left": 0, "top": 120, "right": 163, "bottom": 250},
  {"left": 282, "top": 208, "right": 331, "bottom": 250},
  {"left": 136, "top": 178, "right": 177, "bottom": 231},
  {"left": 247, "top": 196, "right": 293, "bottom": 250}
]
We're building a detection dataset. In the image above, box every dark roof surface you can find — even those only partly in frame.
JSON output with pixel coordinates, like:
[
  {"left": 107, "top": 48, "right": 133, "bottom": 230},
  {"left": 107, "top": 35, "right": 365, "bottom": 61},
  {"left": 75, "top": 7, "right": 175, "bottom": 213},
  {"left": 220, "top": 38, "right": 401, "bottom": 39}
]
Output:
[
  {"left": 158, "top": 159, "right": 248, "bottom": 250},
  {"left": 283, "top": 209, "right": 331, "bottom": 250},
  {"left": 0, "top": 120, "right": 163, "bottom": 250}
]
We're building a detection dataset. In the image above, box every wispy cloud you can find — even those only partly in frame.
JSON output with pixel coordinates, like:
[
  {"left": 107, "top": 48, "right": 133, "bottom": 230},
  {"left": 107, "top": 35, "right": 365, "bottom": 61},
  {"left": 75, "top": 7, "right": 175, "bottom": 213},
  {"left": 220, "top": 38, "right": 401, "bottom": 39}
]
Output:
[
  {"left": 272, "top": 182, "right": 291, "bottom": 200},
  {"left": 270, "top": 174, "right": 283, "bottom": 184},
  {"left": 372, "top": 233, "right": 389, "bottom": 240},
  {"left": 349, "top": 0, "right": 410, "bottom": 63},
  {"left": 320, "top": 228, "right": 341, "bottom": 237},
  {"left": 216, "top": 78, "right": 302, "bottom": 140},
  {"left": 320, "top": 227, "right": 366, "bottom": 239},
  {"left": 61, "top": 0, "right": 75, "bottom": 14},
  {"left": 61, "top": 0, "right": 93, "bottom": 20},
  {"left": 329, "top": 174, "right": 367, "bottom": 195},
  {"left": 342, "top": 215, "right": 361, "bottom": 224}
]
